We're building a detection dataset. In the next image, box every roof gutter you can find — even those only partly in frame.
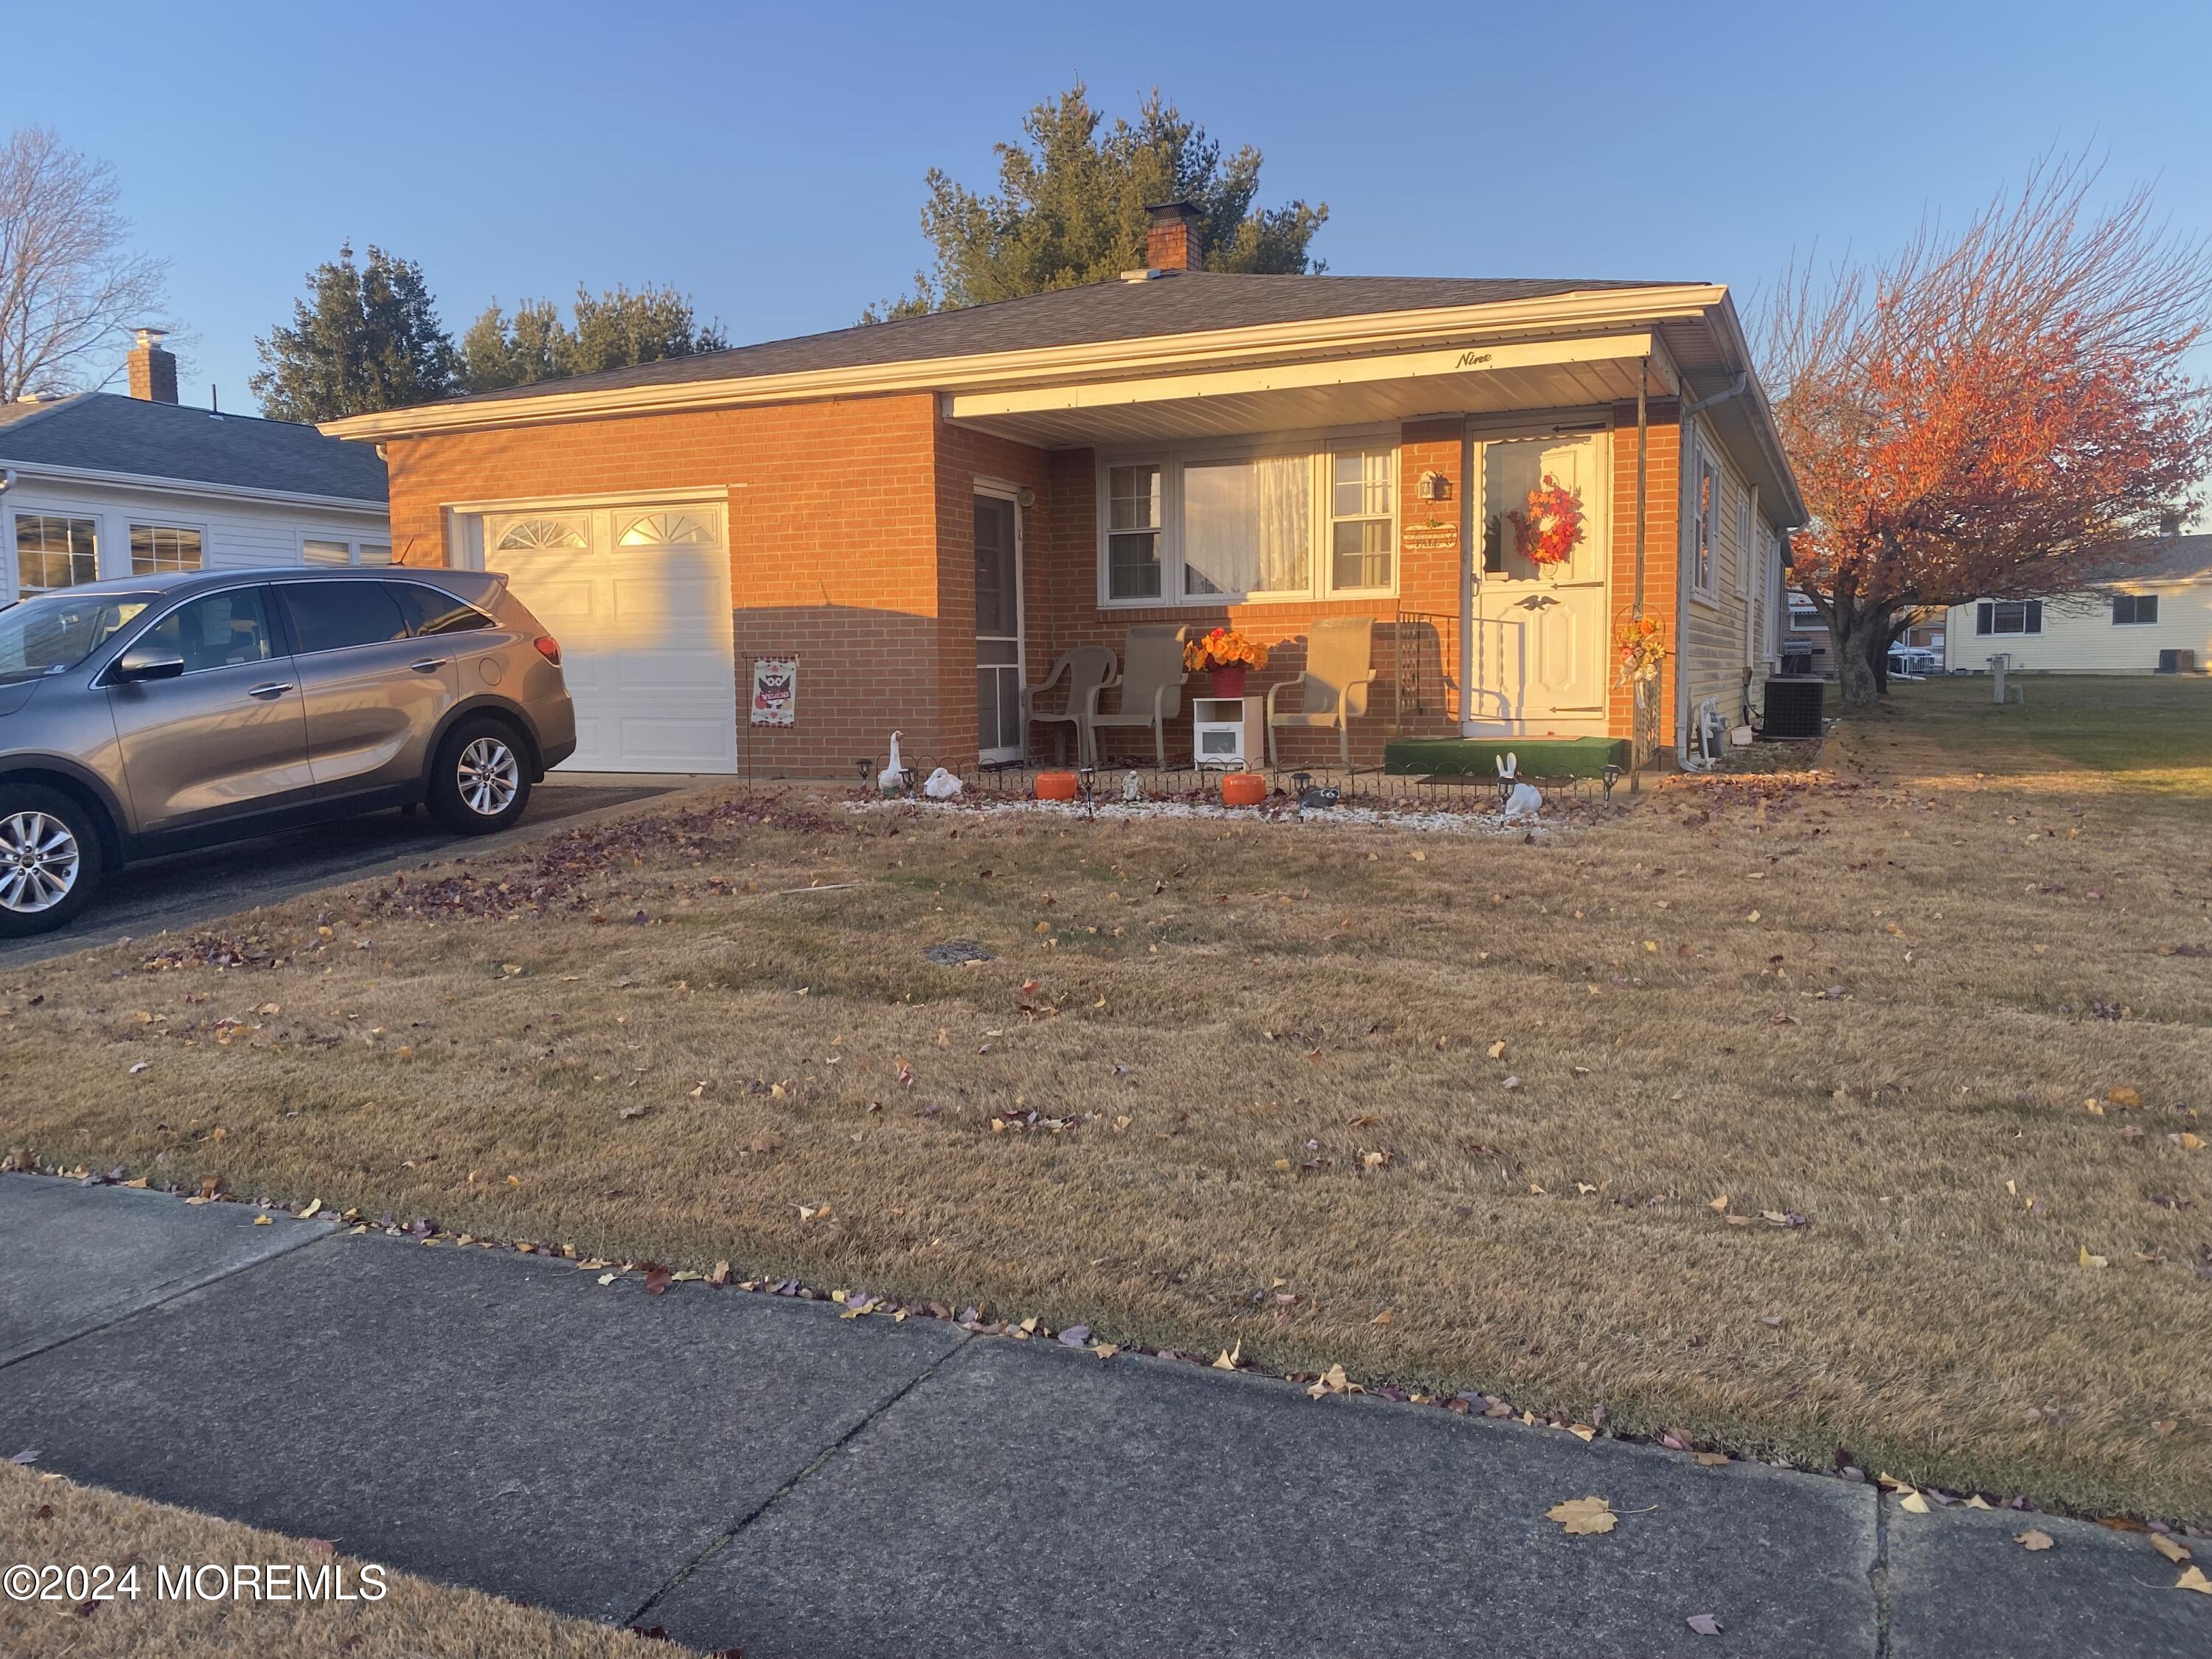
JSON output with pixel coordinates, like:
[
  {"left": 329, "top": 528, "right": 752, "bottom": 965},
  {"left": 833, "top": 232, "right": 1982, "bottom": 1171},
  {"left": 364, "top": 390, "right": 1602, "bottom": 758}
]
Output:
[{"left": 321, "top": 284, "right": 1732, "bottom": 442}]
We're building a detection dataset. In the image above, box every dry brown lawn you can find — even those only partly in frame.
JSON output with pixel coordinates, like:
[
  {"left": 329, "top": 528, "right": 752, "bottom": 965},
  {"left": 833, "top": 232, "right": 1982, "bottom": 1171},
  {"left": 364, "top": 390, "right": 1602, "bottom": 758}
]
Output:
[
  {"left": 5, "top": 678, "right": 2209, "bottom": 1524},
  {"left": 0, "top": 1464, "right": 700, "bottom": 1657}
]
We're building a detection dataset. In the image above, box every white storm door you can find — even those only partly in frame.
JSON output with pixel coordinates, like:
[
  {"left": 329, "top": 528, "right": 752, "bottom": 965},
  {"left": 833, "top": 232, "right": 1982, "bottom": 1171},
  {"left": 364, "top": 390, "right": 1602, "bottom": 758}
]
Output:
[{"left": 1467, "top": 433, "right": 1609, "bottom": 734}]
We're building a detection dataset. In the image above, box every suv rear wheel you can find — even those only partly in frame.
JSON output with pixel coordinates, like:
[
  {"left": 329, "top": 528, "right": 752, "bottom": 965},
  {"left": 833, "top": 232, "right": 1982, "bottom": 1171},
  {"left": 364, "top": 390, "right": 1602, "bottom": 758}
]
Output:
[
  {"left": 428, "top": 717, "right": 532, "bottom": 834},
  {"left": 0, "top": 785, "right": 104, "bottom": 937}
]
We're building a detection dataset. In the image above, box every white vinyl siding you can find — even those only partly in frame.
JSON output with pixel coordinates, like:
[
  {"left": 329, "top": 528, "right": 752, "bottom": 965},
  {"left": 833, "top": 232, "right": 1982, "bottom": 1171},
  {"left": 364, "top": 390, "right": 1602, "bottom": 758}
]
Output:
[
  {"left": 0, "top": 479, "right": 388, "bottom": 607},
  {"left": 1944, "top": 582, "right": 2212, "bottom": 672}
]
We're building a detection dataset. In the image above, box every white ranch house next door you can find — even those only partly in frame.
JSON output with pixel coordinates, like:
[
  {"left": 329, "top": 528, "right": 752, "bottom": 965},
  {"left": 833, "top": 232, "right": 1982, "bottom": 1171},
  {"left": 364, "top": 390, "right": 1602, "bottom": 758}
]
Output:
[
  {"left": 1465, "top": 430, "right": 1611, "bottom": 737},
  {"left": 476, "top": 501, "right": 740, "bottom": 774}
]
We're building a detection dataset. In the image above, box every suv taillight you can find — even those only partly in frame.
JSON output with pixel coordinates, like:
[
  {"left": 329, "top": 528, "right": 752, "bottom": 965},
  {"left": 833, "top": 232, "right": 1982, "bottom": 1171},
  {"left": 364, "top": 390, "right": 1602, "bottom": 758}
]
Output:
[{"left": 533, "top": 636, "right": 562, "bottom": 667}]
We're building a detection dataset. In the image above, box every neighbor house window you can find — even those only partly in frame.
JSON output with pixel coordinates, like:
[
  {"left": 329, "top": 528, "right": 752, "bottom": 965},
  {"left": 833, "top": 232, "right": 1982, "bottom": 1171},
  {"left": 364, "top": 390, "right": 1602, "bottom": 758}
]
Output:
[
  {"left": 1106, "top": 464, "right": 1163, "bottom": 599},
  {"left": 1690, "top": 450, "right": 1721, "bottom": 598},
  {"left": 302, "top": 538, "right": 390, "bottom": 567},
  {"left": 15, "top": 514, "right": 98, "bottom": 592},
  {"left": 1329, "top": 449, "right": 1394, "bottom": 591},
  {"left": 2112, "top": 593, "right": 2158, "bottom": 626},
  {"left": 1788, "top": 594, "right": 1822, "bottom": 629},
  {"left": 1099, "top": 444, "right": 1401, "bottom": 605},
  {"left": 130, "top": 524, "right": 203, "bottom": 574},
  {"left": 1975, "top": 600, "right": 2042, "bottom": 636}
]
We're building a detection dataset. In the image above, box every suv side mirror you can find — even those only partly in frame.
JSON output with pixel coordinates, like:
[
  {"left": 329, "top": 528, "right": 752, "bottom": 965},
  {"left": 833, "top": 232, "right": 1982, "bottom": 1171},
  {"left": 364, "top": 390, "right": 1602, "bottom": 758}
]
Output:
[{"left": 114, "top": 644, "right": 186, "bottom": 684}]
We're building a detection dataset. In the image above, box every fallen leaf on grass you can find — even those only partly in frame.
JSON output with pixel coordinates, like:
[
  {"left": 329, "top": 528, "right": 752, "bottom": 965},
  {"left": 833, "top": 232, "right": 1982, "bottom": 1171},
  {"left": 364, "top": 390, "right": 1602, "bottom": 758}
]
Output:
[
  {"left": 297, "top": 1199, "right": 321, "bottom": 1220},
  {"left": 1707, "top": 1195, "right": 1729, "bottom": 1213},
  {"left": 2150, "top": 1534, "right": 2192, "bottom": 1565},
  {"left": 1687, "top": 1613, "right": 1723, "bottom": 1635},
  {"left": 2078, "top": 1246, "right": 2109, "bottom": 1269},
  {"left": 2016, "top": 1530, "right": 2054, "bottom": 1551},
  {"left": 1213, "top": 1341, "right": 1241, "bottom": 1370},
  {"left": 1305, "top": 1363, "right": 1360, "bottom": 1399},
  {"left": 1694, "top": 1452, "right": 1731, "bottom": 1468},
  {"left": 1486, "top": 1040, "right": 1507, "bottom": 1059},
  {"left": 2107, "top": 1085, "right": 2143, "bottom": 1108},
  {"left": 1545, "top": 1496, "right": 1617, "bottom": 1536}
]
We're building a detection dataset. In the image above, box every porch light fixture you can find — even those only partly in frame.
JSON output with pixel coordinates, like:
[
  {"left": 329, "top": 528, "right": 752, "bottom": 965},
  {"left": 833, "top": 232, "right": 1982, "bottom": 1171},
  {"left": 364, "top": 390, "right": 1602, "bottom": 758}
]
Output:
[{"left": 1417, "top": 470, "right": 1449, "bottom": 502}]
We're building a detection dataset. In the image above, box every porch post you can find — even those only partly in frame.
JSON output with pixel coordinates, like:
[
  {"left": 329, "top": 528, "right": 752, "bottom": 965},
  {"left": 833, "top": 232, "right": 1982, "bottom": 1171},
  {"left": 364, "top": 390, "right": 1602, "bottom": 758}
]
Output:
[{"left": 1630, "top": 358, "right": 1649, "bottom": 793}]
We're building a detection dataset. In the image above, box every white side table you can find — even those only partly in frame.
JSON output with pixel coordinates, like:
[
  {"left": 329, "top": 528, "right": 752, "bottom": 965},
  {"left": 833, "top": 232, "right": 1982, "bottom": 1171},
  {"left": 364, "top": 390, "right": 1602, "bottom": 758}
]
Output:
[{"left": 1192, "top": 695, "right": 1262, "bottom": 769}]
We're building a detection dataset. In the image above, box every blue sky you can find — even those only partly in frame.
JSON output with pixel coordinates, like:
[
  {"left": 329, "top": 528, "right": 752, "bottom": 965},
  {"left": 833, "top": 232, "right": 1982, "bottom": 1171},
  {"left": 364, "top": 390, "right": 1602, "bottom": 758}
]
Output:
[{"left": 13, "top": 0, "right": 2211, "bottom": 413}]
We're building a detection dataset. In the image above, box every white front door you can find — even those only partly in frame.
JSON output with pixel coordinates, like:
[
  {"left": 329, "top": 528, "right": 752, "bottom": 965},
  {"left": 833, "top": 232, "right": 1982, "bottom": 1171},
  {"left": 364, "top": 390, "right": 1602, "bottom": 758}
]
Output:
[
  {"left": 1466, "top": 431, "right": 1610, "bottom": 736},
  {"left": 484, "top": 504, "right": 739, "bottom": 774}
]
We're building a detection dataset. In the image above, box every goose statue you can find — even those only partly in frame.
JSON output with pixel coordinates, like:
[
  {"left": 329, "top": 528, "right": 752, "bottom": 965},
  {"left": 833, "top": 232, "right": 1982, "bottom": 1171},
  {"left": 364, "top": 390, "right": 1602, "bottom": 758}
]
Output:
[
  {"left": 922, "top": 767, "right": 963, "bottom": 799},
  {"left": 1495, "top": 751, "right": 1543, "bottom": 824},
  {"left": 878, "top": 731, "right": 908, "bottom": 795}
]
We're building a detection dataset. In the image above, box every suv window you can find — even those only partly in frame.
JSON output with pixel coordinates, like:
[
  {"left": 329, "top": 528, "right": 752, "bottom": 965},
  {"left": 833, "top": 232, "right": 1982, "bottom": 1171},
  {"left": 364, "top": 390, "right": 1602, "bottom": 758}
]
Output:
[
  {"left": 386, "top": 582, "right": 493, "bottom": 638},
  {"left": 279, "top": 581, "right": 408, "bottom": 655},
  {"left": 144, "top": 589, "right": 276, "bottom": 675}
]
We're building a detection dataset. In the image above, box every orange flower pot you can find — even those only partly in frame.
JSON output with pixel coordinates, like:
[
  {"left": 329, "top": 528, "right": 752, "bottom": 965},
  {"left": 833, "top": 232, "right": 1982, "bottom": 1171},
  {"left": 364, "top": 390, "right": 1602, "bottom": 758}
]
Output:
[
  {"left": 1035, "top": 771, "right": 1080, "bottom": 801},
  {"left": 1220, "top": 772, "right": 1267, "bottom": 807}
]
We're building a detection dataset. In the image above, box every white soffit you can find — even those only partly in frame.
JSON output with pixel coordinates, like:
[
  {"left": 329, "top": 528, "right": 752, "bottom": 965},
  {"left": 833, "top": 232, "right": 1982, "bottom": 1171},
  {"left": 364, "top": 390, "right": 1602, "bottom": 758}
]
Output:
[{"left": 945, "top": 333, "right": 1670, "bottom": 446}]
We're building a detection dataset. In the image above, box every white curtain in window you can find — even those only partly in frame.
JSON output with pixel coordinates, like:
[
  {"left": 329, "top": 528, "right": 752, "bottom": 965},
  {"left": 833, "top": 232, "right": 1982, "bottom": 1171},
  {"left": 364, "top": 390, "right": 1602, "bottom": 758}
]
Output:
[{"left": 1183, "top": 455, "right": 1309, "bottom": 596}]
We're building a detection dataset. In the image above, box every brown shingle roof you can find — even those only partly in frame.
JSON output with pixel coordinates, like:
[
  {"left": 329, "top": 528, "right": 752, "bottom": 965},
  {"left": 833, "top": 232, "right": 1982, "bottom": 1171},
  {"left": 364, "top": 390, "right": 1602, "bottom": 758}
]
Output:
[{"left": 445, "top": 271, "right": 1687, "bottom": 406}]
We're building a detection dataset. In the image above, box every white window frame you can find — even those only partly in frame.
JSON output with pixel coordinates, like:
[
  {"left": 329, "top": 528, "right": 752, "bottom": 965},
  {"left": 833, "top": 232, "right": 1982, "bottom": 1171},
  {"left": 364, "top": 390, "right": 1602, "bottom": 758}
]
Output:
[
  {"left": 1975, "top": 600, "right": 2042, "bottom": 637},
  {"left": 11, "top": 509, "right": 104, "bottom": 596},
  {"left": 297, "top": 532, "right": 393, "bottom": 567},
  {"left": 1687, "top": 434, "right": 1722, "bottom": 605},
  {"left": 127, "top": 518, "right": 211, "bottom": 576},
  {"left": 1094, "top": 431, "right": 1400, "bottom": 609}
]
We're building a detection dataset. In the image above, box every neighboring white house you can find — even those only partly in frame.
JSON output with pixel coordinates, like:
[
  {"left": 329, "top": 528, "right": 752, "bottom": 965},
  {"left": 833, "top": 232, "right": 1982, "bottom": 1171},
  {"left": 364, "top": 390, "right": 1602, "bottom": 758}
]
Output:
[
  {"left": 1944, "top": 532, "right": 2212, "bottom": 675},
  {"left": 0, "top": 331, "right": 388, "bottom": 608}
]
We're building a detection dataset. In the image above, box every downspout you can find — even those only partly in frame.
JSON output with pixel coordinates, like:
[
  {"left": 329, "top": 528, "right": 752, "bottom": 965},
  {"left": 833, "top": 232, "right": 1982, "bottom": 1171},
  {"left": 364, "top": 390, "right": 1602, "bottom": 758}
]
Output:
[{"left": 1674, "top": 374, "right": 1751, "bottom": 768}]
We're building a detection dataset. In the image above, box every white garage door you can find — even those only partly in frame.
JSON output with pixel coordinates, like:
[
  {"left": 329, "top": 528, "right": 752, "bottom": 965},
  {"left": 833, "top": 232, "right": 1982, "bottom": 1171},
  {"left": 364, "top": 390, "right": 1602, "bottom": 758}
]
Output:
[{"left": 484, "top": 504, "right": 738, "bottom": 773}]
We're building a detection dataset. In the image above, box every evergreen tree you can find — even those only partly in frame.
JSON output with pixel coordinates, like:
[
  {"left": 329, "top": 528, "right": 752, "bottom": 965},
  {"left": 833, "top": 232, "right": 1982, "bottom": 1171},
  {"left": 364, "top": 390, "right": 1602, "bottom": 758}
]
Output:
[
  {"left": 865, "top": 83, "right": 1326, "bottom": 321},
  {"left": 459, "top": 284, "right": 728, "bottom": 392},
  {"left": 250, "top": 243, "right": 456, "bottom": 421}
]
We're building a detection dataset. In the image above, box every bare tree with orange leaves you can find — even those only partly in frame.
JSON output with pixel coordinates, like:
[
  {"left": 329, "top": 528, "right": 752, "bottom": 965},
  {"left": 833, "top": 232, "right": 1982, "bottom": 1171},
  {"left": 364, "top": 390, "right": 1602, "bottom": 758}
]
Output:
[{"left": 1760, "top": 154, "right": 2212, "bottom": 705}]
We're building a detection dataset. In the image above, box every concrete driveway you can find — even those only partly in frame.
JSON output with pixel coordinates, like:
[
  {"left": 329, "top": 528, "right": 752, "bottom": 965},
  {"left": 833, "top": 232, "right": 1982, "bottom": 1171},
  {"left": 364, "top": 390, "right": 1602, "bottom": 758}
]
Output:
[{"left": 0, "top": 779, "right": 679, "bottom": 971}]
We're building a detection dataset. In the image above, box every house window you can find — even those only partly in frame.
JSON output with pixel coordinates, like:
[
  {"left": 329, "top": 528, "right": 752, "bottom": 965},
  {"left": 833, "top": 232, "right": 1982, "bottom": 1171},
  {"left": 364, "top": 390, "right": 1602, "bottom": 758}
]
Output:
[
  {"left": 2112, "top": 593, "right": 2159, "bottom": 626},
  {"left": 1184, "top": 455, "right": 1309, "bottom": 597},
  {"left": 1788, "top": 594, "right": 1822, "bottom": 629},
  {"left": 15, "top": 514, "right": 98, "bottom": 593},
  {"left": 131, "top": 524, "right": 203, "bottom": 574},
  {"left": 1690, "top": 449, "right": 1720, "bottom": 598},
  {"left": 1329, "top": 449, "right": 1394, "bottom": 592},
  {"left": 1106, "top": 464, "right": 1163, "bottom": 599},
  {"left": 1975, "top": 600, "right": 2042, "bottom": 636},
  {"left": 1099, "top": 443, "right": 1401, "bottom": 605},
  {"left": 358, "top": 542, "right": 394, "bottom": 566}
]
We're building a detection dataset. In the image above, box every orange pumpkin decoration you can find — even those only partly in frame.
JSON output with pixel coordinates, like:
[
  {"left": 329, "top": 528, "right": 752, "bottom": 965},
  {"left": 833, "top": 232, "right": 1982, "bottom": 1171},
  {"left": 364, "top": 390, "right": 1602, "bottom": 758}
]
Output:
[
  {"left": 1035, "top": 771, "right": 1080, "bottom": 801},
  {"left": 1220, "top": 772, "right": 1267, "bottom": 807}
]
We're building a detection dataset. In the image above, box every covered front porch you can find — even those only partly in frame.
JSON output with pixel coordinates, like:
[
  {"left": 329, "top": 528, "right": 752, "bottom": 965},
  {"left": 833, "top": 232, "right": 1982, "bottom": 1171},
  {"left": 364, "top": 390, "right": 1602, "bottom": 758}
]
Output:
[{"left": 945, "top": 320, "right": 1689, "bottom": 776}]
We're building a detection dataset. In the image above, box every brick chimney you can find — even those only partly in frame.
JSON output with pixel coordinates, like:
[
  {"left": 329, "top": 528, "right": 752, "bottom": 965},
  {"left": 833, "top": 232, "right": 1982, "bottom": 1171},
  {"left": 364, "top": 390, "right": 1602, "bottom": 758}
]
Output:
[
  {"left": 128, "top": 327, "right": 178, "bottom": 403},
  {"left": 1144, "top": 201, "right": 1203, "bottom": 272}
]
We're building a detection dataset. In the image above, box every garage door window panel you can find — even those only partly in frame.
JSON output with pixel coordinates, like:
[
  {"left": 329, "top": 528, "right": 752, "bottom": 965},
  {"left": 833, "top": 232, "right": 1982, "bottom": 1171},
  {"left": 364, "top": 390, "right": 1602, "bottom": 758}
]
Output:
[{"left": 495, "top": 517, "right": 589, "bottom": 551}]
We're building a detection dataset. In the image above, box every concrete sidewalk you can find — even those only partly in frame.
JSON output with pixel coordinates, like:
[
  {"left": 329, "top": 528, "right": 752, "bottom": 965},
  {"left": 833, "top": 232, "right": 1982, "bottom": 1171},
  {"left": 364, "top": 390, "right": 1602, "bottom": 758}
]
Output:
[{"left": 0, "top": 1175, "right": 2202, "bottom": 1657}]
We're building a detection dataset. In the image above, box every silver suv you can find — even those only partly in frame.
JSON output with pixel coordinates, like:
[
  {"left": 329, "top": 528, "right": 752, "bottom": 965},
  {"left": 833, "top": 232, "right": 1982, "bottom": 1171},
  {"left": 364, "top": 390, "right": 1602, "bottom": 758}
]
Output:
[{"left": 0, "top": 567, "right": 574, "bottom": 936}]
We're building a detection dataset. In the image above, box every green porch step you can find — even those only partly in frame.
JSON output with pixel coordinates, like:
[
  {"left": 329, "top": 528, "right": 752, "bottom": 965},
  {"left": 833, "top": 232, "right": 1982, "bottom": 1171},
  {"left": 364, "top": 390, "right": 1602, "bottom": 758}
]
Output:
[{"left": 1382, "top": 736, "right": 1629, "bottom": 779}]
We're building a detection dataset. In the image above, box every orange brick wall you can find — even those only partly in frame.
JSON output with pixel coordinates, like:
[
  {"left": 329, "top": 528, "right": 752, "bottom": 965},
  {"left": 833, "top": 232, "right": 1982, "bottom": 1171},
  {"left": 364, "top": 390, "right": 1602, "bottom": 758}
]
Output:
[
  {"left": 378, "top": 395, "right": 1691, "bottom": 776},
  {"left": 381, "top": 394, "right": 953, "bottom": 778}
]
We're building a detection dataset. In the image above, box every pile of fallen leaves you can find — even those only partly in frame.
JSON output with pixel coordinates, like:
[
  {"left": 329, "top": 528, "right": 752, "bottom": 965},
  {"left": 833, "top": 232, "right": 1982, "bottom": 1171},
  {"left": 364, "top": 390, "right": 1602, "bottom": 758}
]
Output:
[{"left": 139, "top": 933, "right": 284, "bottom": 973}]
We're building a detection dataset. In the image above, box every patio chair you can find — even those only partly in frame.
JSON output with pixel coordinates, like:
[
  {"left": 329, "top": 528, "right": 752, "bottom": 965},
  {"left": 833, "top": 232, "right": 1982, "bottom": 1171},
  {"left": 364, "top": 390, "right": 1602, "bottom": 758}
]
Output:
[
  {"left": 1267, "top": 616, "right": 1378, "bottom": 770},
  {"left": 1084, "top": 625, "right": 1189, "bottom": 768},
  {"left": 1022, "top": 644, "right": 1116, "bottom": 765}
]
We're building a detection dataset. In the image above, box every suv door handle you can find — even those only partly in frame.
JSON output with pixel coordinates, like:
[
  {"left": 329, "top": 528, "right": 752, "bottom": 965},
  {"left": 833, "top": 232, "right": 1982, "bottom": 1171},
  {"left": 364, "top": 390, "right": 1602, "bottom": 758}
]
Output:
[
  {"left": 246, "top": 681, "right": 294, "bottom": 700},
  {"left": 408, "top": 658, "right": 445, "bottom": 673}
]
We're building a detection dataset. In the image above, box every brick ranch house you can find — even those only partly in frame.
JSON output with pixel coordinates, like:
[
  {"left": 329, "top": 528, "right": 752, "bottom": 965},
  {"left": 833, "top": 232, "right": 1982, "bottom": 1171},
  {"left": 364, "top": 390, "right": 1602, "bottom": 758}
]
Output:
[{"left": 324, "top": 205, "right": 1804, "bottom": 779}]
